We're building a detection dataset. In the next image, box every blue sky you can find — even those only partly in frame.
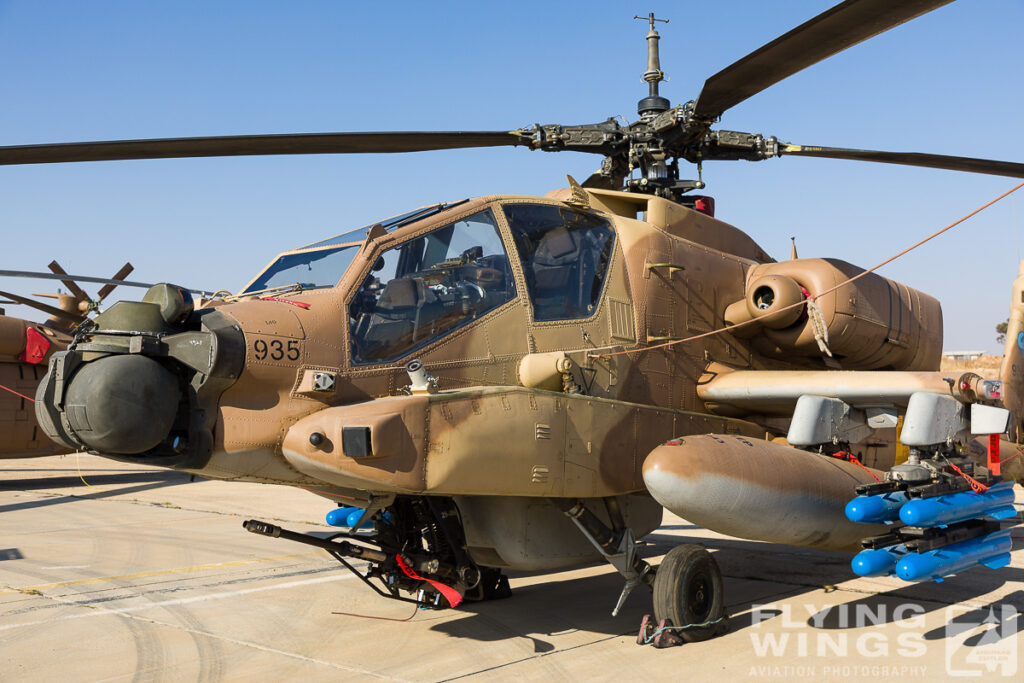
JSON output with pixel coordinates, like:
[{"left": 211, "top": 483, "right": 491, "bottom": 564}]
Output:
[{"left": 1, "top": 1, "right": 1022, "bottom": 353}]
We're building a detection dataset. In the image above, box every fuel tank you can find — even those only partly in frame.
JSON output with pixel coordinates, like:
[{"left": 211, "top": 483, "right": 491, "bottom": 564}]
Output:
[{"left": 642, "top": 434, "right": 885, "bottom": 552}]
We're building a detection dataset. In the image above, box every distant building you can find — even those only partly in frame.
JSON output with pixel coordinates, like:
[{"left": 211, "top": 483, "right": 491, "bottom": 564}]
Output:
[{"left": 943, "top": 350, "right": 985, "bottom": 361}]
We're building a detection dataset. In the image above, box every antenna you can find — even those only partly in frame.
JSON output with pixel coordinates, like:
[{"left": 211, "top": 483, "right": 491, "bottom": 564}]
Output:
[{"left": 634, "top": 13, "right": 670, "bottom": 117}]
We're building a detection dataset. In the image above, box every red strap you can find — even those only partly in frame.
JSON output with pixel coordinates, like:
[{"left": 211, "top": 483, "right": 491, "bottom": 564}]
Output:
[
  {"left": 17, "top": 327, "right": 50, "bottom": 364},
  {"left": 396, "top": 554, "right": 462, "bottom": 608},
  {"left": 259, "top": 296, "right": 311, "bottom": 309},
  {"left": 947, "top": 461, "right": 989, "bottom": 493},
  {"left": 827, "top": 450, "right": 881, "bottom": 482}
]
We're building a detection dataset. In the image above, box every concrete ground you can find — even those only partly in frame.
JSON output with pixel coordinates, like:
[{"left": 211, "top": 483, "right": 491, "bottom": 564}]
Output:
[{"left": 1, "top": 455, "right": 1022, "bottom": 682}]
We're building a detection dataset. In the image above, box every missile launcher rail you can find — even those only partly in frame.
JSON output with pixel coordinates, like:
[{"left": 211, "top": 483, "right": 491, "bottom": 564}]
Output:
[{"left": 847, "top": 453, "right": 1020, "bottom": 581}]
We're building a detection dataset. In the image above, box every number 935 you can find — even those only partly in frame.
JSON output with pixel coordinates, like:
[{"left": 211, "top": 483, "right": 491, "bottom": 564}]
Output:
[{"left": 252, "top": 338, "right": 300, "bottom": 361}]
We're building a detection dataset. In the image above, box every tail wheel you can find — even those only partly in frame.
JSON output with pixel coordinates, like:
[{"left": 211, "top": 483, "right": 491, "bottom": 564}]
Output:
[{"left": 652, "top": 544, "right": 726, "bottom": 642}]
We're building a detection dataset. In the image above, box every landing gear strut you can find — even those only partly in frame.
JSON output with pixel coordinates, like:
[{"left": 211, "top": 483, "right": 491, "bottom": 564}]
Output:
[{"left": 552, "top": 496, "right": 729, "bottom": 646}]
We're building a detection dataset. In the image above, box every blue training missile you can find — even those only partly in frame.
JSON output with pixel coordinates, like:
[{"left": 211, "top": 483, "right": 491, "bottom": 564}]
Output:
[
  {"left": 898, "top": 481, "right": 1016, "bottom": 528},
  {"left": 326, "top": 506, "right": 361, "bottom": 527},
  {"left": 846, "top": 491, "right": 909, "bottom": 524},
  {"left": 346, "top": 508, "right": 372, "bottom": 529},
  {"left": 851, "top": 544, "right": 907, "bottom": 577},
  {"left": 895, "top": 530, "right": 1013, "bottom": 582}
]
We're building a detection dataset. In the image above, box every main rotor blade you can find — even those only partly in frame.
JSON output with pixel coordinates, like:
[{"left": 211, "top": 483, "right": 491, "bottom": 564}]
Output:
[
  {"left": 0, "top": 289, "right": 82, "bottom": 323},
  {"left": 1, "top": 269, "right": 156, "bottom": 289},
  {"left": 96, "top": 262, "right": 135, "bottom": 302},
  {"left": 0, "top": 131, "right": 522, "bottom": 166},
  {"left": 778, "top": 144, "right": 1024, "bottom": 178},
  {"left": 0, "top": 270, "right": 215, "bottom": 297},
  {"left": 693, "top": 0, "right": 953, "bottom": 121}
]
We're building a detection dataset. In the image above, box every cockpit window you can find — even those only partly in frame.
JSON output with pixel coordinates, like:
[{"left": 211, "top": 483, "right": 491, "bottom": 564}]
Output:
[
  {"left": 502, "top": 203, "right": 614, "bottom": 321},
  {"left": 302, "top": 200, "right": 469, "bottom": 249},
  {"left": 241, "top": 244, "right": 360, "bottom": 295},
  {"left": 349, "top": 209, "right": 515, "bottom": 364},
  {"left": 242, "top": 201, "right": 474, "bottom": 296}
]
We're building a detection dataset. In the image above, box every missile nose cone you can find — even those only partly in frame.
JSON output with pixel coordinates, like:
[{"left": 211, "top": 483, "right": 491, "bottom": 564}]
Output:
[
  {"left": 895, "top": 553, "right": 934, "bottom": 582},
  {"left": 326, "top": 507, "right": 359, "bottom": 527},
  {"left": 851, "top": 547, "right": 902, "bottom": 577},
  {"left": 845, "top": 491, "right": 909, "bottom": 524},
  {"left": 846, "top": 496, "right": 884, "bottom": 524},
  {"left": 346, "top": 509, "right": 371, "bottom": 529},
  {"left": 899, "top": 500, "right": 928, "bottom": 526}
]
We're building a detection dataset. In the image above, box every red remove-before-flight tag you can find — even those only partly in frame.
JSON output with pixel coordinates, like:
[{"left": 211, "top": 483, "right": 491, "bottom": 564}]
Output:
[
  {"left": 17, "top": 327, "right": 50, "bottom": 364},
  {"left": 988, "top": 434, "right": 1001, "bottom": 476}
]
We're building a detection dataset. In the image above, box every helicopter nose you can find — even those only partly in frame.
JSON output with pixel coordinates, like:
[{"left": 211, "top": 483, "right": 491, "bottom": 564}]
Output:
[{"left": 59, "top": 354, "right": 180, "bottom": 454}]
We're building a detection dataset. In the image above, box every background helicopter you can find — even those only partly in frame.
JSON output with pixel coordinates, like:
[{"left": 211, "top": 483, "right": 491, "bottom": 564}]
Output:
[
  {"left": 2, "top": 0, "right": 1024, "bottom": 637},
  {"left": 0, "top": 261, "right": 142, "bottom": 458}
]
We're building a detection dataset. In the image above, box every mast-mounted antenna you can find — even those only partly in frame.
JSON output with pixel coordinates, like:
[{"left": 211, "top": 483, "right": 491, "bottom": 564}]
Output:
[{"left": 634, "top": 13, "right": 670, "bottom": 117}]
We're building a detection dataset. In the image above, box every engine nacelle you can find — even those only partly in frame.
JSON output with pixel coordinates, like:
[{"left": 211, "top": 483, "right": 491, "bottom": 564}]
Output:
[{"left": 726, "top": 258, "right": 942, "bottom": 370}]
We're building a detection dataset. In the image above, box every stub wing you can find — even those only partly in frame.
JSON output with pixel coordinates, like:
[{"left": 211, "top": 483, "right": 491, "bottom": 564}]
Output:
[{"left": 697, "top": 365, "right": 962, "bottom": 417}]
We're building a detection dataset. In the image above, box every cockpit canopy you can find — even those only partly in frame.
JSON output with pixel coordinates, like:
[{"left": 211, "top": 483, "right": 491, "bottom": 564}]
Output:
[
  {"left": 241, "top": 197, "right": 618, "bottom": 366},
  {"left": 238, "top": 201, "right": 468, "bottom": 296},
  {"left": 349, "top": 208, "right": 515, "bottom": 363},
  {"left": 350, "top": 202, "right": 615, "bottom": 364}
]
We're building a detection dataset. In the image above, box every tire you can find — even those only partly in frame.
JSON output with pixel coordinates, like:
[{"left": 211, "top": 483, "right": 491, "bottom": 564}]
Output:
[{"left": 652, "top": 544, "right": 726, "bottom": 642}]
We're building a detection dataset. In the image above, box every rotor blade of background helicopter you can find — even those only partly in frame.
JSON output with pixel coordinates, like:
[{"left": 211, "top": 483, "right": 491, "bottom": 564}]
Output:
[
  {"left": 0, "top": 289, "right": 83, "bottom": 323},
  {"left": 96, "top": 262, "right": 135, "bottom": 302},
  {"left": 0, "top": 270, "right": 214, "bottom": 296},
  {"left": 777, "top": 144, "right": 1024, "bottom": 178},
  {"left": 692, "top": 0, "right": 953, "bottom": 121},
  {"left": 47, "top": 260, "right": 89, "bottom": 302},
  {"left": 0, "top": 131, "right": 523, "bottom": 165}
]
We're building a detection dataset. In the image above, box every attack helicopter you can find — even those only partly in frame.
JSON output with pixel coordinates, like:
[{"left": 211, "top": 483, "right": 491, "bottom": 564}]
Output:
[{"left": 3, "top": 0, "right": 1024, "bottom": 641}]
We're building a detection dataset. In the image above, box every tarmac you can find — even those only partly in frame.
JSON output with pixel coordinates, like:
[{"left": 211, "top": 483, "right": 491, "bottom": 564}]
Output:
[{"left": 1, "top": 455, "right": 1022, "bottom": 681}]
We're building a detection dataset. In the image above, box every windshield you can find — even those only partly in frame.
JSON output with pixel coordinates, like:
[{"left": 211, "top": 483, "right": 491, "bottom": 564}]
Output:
[
  {"left": 240, "top": 200, "right": 471, "bottom": 296},
  {"left": 241, "top": 244, "right": 359, "bottom": 295}
]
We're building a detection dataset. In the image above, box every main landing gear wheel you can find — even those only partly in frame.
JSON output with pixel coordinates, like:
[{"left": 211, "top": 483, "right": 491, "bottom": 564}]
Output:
[{"left": 652, "top": 544, "right": 727, "bottom": 642}]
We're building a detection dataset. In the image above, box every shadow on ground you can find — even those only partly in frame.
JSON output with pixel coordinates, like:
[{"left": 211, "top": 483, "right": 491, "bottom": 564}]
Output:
[
  {"left": 0, "top": 470, "right": 192, "bottom": 513},
  {"left": 431, "top": 531, "right": 1024, "bottom": 650}
]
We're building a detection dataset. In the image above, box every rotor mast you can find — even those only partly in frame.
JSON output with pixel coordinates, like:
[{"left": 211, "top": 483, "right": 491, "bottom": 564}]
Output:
[{"left": 635, "top": 13, "right": 670, "bottom": 117}]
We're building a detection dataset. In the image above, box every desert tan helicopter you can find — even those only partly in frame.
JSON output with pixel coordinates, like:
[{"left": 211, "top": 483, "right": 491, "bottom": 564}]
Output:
[
  {"left": 4, "top": 0, "right": 1024, "bottom": 644},
  {"left": 0, "top": 261, "right": 142, "bottom": 458}
]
